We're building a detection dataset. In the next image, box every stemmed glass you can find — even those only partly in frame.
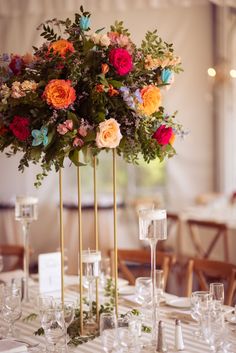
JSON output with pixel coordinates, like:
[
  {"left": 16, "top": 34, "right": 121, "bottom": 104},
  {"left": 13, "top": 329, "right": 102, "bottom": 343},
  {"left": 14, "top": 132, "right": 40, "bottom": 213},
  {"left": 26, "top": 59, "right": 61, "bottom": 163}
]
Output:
[
  {"left": 41, "top": 307, "right": 68, "bottom": 353},
  {"left": 82, "top": 249, "right": 101, "bottom": 330},
  {"left": 139, "top": 208, "right": 167, "bottom": 341},
  {"left": 100, "top": 312, "right": 117, "bottom": 353},
  {"left": 190, "top": 291, "right": 212, "bottom": 338},
  {"left": 155, "top": 269, "right": 164, "bottom": 309},
  {"left": 2, "top": 287, "right": 22, "bottom": 338},
  {"left": 209, "top": 283, "right": 224, "bottom": 314},
  {"left": 37, "top": 295, "right": 54, "bottom": 321},
  {"left": 15, "top": 196, "right": 38, "bottom": 302}
]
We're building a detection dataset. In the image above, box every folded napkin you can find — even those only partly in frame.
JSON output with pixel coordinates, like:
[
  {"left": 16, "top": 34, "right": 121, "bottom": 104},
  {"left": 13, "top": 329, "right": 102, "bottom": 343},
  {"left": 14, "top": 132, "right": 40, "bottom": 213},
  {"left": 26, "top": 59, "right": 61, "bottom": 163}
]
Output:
[
  {"left": 164, "top": 310, "right": 196, "bottom": 324},
  {"left": 0, "top": 339, "right": 27, "bottom": 353}
]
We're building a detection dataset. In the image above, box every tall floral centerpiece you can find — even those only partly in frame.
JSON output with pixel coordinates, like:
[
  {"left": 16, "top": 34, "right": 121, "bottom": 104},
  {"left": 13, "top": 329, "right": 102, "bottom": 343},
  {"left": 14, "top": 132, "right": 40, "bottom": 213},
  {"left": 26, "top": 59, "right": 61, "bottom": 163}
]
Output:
[{"left": 0, "top": 5, "right": 183, "bottom": 337}]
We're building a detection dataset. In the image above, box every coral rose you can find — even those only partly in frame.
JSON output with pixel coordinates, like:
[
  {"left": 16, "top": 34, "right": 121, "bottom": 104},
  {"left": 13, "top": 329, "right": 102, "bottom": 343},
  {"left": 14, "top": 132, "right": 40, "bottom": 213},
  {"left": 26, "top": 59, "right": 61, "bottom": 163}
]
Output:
[
  {"left": 96, "top": 118, "right": 122, "bottom": 148},
  {"left": 9, "top": 116, "right": 30, "bottom": 141},
  {"left": 48, "top": 39, "right": 75, "bottom": 58},
  {"left": 139, "top": 85, "right": 161, "bottom": 115},
  {"left": 43, "top": 79, "right": 76, "bottom": 109},
  {"left": 109, "top": 48, "right": 133, "bottom": 76},
  {"left": 153, "top": 125, "right": 173, "bottom": 146}
]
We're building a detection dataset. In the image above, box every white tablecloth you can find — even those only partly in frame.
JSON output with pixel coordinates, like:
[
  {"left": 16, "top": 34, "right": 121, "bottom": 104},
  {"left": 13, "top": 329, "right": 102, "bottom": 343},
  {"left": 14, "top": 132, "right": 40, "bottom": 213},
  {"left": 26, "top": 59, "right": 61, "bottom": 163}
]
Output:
[{"left": 0, "top": 275, "right": 235, "bottom": 352}]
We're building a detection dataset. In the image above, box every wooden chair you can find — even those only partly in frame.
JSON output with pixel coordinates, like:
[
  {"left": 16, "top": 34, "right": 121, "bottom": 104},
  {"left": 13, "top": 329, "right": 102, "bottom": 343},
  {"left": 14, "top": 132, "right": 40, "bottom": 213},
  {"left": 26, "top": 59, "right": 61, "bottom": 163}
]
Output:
[
  {"left": 186, "top": 219, "right": 229, "bottom": 261},
  {"left": 116, "top": 249, "right": 176, "bottom": 289},
  {"left": 0, "top": 244, "right": 24, "bottom": 271},
  {"left": 185, "top": 257, "right": 236, "bottom": 305}
]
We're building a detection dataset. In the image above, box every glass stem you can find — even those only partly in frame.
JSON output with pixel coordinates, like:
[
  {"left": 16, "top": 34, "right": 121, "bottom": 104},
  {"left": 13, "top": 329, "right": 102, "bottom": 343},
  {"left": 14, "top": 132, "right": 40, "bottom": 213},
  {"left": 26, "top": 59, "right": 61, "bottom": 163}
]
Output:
[
  {"left": 150, "top": 239, "right": 158, "bottom": 342},
  {"left": 22, "top": 221, "right": 30, "bottom": 302},
  {"left": 88, "top": 280, "right": 93, "bottom": 321}
]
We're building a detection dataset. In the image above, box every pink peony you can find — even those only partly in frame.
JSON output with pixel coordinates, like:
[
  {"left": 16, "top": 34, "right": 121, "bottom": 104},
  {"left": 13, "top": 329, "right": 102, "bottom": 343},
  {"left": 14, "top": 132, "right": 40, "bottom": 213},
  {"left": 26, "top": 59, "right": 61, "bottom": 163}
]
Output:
[
  {"left": 153, "top": 125, "right": 173, "bottom": 146},
  {"left": 109, "top": 48, "right": 133, "bottom": 76}
]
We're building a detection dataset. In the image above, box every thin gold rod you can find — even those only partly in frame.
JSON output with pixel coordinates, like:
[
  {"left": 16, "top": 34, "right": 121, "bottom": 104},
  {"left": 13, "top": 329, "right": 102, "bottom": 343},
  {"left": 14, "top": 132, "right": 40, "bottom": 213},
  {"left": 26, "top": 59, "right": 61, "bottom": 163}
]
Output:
[
  {"left": 59, "top": 168, "right": 64, "bottom": 304},
  {"left": 77, "top": 153, "right": 83, "bottom": 335},
  {"left": 93, "top": 156, "right": 99, "bottom": 323},
  {"left": 112, "top": 149, "right": 118, "bottom": 317}
]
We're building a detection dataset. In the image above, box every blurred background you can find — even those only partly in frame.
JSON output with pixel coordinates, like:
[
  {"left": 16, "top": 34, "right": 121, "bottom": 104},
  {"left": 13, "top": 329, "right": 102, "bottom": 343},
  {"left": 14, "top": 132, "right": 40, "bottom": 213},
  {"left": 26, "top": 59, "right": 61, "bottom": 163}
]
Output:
[{"left": 0, "top": 0, "right": 236, "bottom": 276}]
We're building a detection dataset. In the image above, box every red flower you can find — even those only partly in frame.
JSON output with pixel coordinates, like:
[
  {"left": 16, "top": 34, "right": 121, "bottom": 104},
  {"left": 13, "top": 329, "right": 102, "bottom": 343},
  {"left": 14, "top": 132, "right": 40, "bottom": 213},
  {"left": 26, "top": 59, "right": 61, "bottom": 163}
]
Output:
[
  {"left": 9, "top": 55, "right": 25, "bottom": 75},
  {"left": 153, "top": 125, "right": 173, "bottom": 146},
  {"left": 9, "top": 116, "right": 30, "bottom": 141},
  {"left": 0, "top": 125, "right": 8, "bottom": 136},
  {"left": 109, "top": 48, "right": 133, "bottom": 76}
]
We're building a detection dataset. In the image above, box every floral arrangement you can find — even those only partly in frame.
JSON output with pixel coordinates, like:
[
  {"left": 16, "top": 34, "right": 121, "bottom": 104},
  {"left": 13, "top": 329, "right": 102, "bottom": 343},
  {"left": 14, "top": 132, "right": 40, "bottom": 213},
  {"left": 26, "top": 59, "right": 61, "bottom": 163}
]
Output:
[{"left": 0, "top": 6, "right": 183, "bottom": 186}]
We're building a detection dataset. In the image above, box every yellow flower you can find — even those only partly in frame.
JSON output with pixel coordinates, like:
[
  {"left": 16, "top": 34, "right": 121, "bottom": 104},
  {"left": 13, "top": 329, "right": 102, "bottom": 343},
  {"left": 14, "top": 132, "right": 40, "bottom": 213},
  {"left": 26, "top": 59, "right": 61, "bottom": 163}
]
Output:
[
  {"left": 139, "top": 85, "right": 161, "bottom": 115},
  {"left": 96, "top": 118, "right": 122, "bottom": 148}
]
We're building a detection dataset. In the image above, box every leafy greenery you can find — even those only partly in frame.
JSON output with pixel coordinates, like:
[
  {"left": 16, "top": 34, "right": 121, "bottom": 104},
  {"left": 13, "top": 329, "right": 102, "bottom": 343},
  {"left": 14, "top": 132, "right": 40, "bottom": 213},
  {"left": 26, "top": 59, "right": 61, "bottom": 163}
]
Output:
[{"left": 0, "top": 6, "right": 184, "bottom": 185}]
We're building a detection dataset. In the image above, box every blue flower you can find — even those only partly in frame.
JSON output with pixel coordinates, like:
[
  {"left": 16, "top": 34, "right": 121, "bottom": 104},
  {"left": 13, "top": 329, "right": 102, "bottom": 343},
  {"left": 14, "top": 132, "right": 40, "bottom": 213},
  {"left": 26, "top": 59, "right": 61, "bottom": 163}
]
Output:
[
  {"left": 161, "top": 68, "right": 173, "bottom": 84},
  {"left": 80, "top": 16, "right": 90, "bottom": 31},
  {"left": 134, "top": 89, "right": 142, "bottom": 104},
  {"left": 32, "top": 127, "right": 48, "bottom": 146}
]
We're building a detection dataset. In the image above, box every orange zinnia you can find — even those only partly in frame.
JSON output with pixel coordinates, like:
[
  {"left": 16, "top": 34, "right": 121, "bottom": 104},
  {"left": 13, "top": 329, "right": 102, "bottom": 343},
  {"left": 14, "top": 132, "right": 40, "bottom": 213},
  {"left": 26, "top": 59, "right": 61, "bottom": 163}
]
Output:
[{"left": 48, "top": 39, "right": 75, "bottom": 58}]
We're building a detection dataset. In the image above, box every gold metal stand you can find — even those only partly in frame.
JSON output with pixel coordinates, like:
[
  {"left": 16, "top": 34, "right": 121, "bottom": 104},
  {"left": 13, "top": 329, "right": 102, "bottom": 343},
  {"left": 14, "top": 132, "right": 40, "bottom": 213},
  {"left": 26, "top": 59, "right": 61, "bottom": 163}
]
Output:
[
  {"left": 112, "top": 149, "right": 118, "bottom": 317},
  {"left": 93, "top": 156, "right": 99, "bottom": 323},
  {"left": 77, "top": 153, "right": 83, "bottom": 335},
  {"left": 59, "top": 169, "right": 65, "bottom": 304}
]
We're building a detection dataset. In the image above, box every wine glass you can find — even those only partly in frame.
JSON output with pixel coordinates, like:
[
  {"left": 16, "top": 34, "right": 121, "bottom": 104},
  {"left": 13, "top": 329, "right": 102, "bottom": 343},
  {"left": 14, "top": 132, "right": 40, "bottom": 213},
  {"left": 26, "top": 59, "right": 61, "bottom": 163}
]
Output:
[
  {"left": 209, "top": 283, "right": 224, "bottom": 314},
  {"left": 82, "top": 249, "right": 101, "bottom": 329},
  {"left": 135, "top": 277, "right": 151, "bottom": 306},
  {"left": 139, "top": 208, "right": 167, "bottom": 342},
  {"left": 37, "top": 295, "right": 54, "bottom": 321},
  {"left": 2, "top": 287, "right": 22, "bottom": 337},
  {"left": 190, "top": 291, "right": 212, "bottom": 338},
  {"left": 100, "top": 312, "right": 117, "bottom": 353},
  {"left": 41, "top": 307, "right": 67, "bottom": 353},
  {"left": 100, "top": 257, "right": 111, "bottom": 289},
  {"left": 15, "top": 196, "right": 38, "bottom": 302}
]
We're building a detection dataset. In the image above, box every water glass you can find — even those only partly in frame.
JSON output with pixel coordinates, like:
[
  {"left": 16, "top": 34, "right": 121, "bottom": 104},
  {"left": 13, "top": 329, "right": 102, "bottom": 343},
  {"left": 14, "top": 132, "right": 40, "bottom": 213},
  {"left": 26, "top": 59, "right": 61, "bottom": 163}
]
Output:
[
  {"left": 190, "top": 291, "right": 212, "bottom": 338},
  {"left": 2, "top": 288, "right": 22, "bottom": 337},
  {"left": 100, "top": 312, "right": 117, "bottom": 353},
  {"left": 37, "top": 295, "right": 54, "bottom": 321},
  {"left": 55, "top": 300, "right": 75, "bottom": 328},
  {"left": 135, "top": 277, "right": 152, "bottom": 306},
  {"left": 209, "top": 283, "right": 224, "bottom": 313},
  {"left": 100, "top": 257, "right": 111, "bottom": 288},
  {"left": 41, "top": 308, "right": 67, "bottom": 353}
]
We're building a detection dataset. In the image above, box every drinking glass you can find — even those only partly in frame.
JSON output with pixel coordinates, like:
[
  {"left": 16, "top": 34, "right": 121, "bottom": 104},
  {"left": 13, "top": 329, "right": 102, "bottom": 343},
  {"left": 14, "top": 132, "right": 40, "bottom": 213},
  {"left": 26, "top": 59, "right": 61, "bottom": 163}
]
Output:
[
  {"left": 37, "top": 295, "right": 54, "bottom": 321},
  {"left": 100, "top": 257, "right": 111, "bottom": 289},
  {"left": 2, "top": 288, "right": 22, "bottom": 337},
  {"left": 139, "top": 208, "right": 167, "bottom": 341},
  {"left": 135, "top": 277, "right": 151, "bottom": 306},
  {"left": 41, "top": 307, "right": 67, "bottom": 353},
  {"left": 209, "top": 283, "right": 224, "bottom": 313},
  {"left": 54, "top": 300, "right": 75, "bottom": 329},
  {"left": 203, "top": 312, "right": 225, "bottom": 352},
  {"left": 100, "top": 312, "right": 117, "bottom": 353},
  {"left": 15, "top": 196, "right": 38, "bottom": 302},
  {"left": 0, "top": 255, "right": 3, "bottom": 272},
  {"left": 190, "top": 291, "right": 212, "bottom": 338},
  {"left": 82, "top": 250, "right": 101, "bottom": 327}
]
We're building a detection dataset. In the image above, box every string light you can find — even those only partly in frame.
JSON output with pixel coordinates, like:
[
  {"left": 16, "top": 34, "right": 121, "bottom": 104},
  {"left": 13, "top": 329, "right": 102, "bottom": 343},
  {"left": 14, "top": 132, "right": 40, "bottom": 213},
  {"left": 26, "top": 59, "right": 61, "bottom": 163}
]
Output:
[{"left": 207, "top": 68, "right": 216, "bottom": 77}]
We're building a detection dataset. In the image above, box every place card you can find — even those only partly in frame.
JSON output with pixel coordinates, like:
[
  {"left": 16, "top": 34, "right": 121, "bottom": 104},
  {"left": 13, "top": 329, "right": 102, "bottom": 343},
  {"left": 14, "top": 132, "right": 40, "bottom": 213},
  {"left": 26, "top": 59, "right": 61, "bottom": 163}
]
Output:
[{"left": 38, "top": 252, "right": 61, "bottom": 294}]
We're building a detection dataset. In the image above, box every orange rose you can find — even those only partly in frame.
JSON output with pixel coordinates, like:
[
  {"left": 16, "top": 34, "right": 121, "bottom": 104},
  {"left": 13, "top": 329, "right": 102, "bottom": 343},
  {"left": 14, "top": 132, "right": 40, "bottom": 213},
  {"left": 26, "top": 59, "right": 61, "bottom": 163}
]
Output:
[
  {"left": 43, "top": 79, "right": 76, "bottom": 109},
  {"left": 48, "top": 39, "right": 75, "bottom": 57},
  {"left": 139, "top": 85, "right": 161, "bottom": 115},
  {"left": 96, "top": 118, "right": 122, "bottom": 148}
]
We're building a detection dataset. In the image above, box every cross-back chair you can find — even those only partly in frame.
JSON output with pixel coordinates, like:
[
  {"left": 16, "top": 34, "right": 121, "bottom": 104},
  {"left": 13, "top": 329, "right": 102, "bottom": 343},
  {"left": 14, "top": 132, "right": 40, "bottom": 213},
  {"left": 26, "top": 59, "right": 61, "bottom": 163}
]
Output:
[
  {"left": 117, "top": 249, "right": 176, "bottom": 289},
  {"left": 185, "top": 257, "right": 236, "bottom": 305},
  {"left": 186, "top": 219, "right": 229, "bottom": 261},
  {"left": 0, "top": 244, "right": 24, "bottom": 271}
]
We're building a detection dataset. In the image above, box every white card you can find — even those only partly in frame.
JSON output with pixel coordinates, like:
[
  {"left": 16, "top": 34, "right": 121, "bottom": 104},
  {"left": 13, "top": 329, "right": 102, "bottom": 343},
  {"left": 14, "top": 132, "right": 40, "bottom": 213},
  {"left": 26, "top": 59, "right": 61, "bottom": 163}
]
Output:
[{"left": 38, "top": 252, "right": 61, "bottom": 294}]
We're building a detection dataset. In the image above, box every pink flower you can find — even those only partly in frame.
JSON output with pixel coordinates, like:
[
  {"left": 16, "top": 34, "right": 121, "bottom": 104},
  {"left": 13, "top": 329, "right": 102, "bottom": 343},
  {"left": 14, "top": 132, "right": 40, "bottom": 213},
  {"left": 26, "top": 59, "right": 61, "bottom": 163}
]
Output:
[
  {"left": 78, "top": 125, "right": 88, "bottom": 137},
  {"left": 73, "top": 137, "right": 84, "bottom": 147},
  {"left": 64, "top": 119, "right": 73, "bottom": 131},
  {"left": 153, "top": 125, "right": 173, "bottom": 146},
  {"left": 109, "top": 48, "right": 133, "bottom": 76},
  {"left": 57, "top": 124, "right": 68, "bottom": 135}
]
